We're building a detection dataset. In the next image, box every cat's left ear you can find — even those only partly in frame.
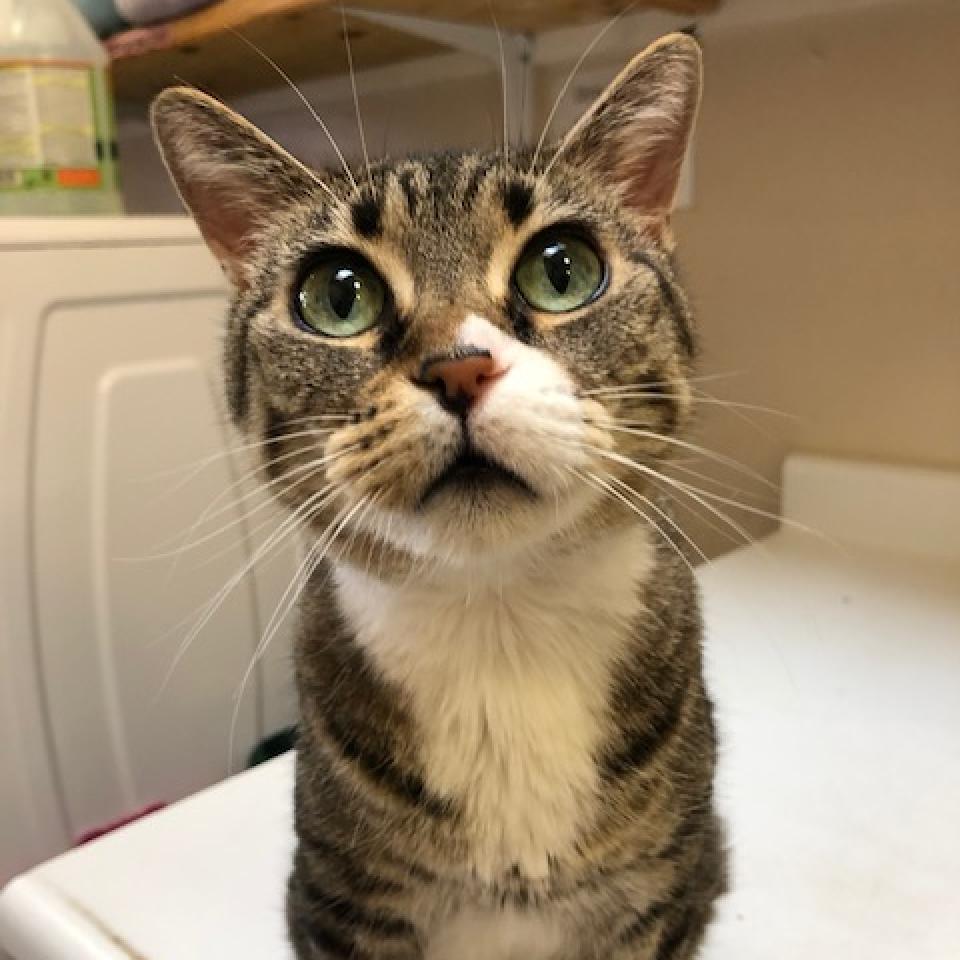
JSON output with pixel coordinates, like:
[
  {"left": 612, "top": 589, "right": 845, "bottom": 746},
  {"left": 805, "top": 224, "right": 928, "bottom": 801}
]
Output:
[
  {"left": 557, "top": 33, "right": 702, "bottom": 226},
  {"left": 151, "top": 87, "right": 319, "bottom": 286}
]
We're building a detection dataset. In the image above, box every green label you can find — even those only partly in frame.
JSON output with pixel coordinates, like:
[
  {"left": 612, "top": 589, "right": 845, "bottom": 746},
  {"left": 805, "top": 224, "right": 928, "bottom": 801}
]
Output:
[{"left": 0, "top": 64, "right": 114, "bottom": 193}]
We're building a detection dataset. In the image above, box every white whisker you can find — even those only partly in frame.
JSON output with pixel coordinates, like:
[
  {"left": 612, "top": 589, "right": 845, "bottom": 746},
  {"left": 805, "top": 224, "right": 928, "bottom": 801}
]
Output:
[
  {"left": 589, "top": 445, "right": 830, "bottom": 550},
  {"left": 377, "top": 508, "right": 395, "bottom": 580},
  {"left": 227, "top": 493, "right": 371, "bottom": 771},
  {"left": 178, "top": 441, "right": 355, "bottom": 531},
  {"left": 664, "top": 460, "right": 769, "bottom": 504},
  {"left": 148, "top": 471, "right": 337, "bottom": 568},
  {"left": 581, "top": 371, "right": 745, "bottom": 396},
  {"left": 136, "top": 443, "right": 358, "bottom": 561},
  {"left": 591, "top": 446, "right": 760, "bottom": 548},
  {"left": 606, "top": 394, "right": 796, "bottom": 420},
  {"left": 231, "top": 30, "right": 357, "bottom": 194},
  {"left": 142, "top": 424, "right": 341, "bottom": 502},
  {"left": 269, "top": 412, "right": 358, "bottom": 426},
  {"left": 665, "top": 474, "right": 835, "bottom": 544},
  {"left": 340, "top": 2, "right": 372, "bottom": 191},
  {"left": 149, "top": 437, "right": 336, "bottom": 550},
  {"left": 606, "top": 474, "right": 710, "bottom": 566},
  {"left": 529, "top": 3, "right": 635, "bottom": 175},
  {"left": 490, "top": 4, "right": 509, "bottom": 163},
  {"left": 186, "top": 481, "right": 338, "bottom": 575},
  {"left": 574, "top": 466, "right": 696, "bottom": 576},
  {"left": 605, "top": 424, "right": 781, "bottom": 492},
  {"left": 645, "top": 472, "right": 748, "bottom": 549},
  {"left": 156, "top": 485, "right": 341, "bottom": 699}
]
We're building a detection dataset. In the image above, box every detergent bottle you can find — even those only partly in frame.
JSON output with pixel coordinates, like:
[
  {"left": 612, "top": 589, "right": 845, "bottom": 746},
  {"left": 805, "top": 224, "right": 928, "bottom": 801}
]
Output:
[{"left": 0, "top": 0, "right": 122, "bottom": 214}]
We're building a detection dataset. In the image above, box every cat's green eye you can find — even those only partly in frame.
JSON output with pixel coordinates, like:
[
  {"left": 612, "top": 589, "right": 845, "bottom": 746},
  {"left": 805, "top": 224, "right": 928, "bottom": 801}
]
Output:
[
  {"left": 512, "top": 230, "right": 605, "bottom": 313},
  {"left": 296, "top": 253, "right": 385, "bottom": 337}
]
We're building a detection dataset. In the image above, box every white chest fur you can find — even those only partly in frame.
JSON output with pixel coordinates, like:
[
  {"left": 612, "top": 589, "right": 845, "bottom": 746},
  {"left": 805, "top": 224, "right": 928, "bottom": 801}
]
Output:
[
  {"left": 425, "top": 906, "right": 568, "bottom": 960},
  {"left": 334, "top": 526, "right": 652, "bottom": 884}
]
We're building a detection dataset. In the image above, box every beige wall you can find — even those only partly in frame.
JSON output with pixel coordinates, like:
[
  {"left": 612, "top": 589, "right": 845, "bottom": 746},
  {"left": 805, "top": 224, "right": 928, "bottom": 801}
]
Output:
[
  {"left": 676, "top": 0, "right": 960, "bottom": 555},
  {"left": 540, "top": 0, "right": 960, "bottom": 556},
  {"left": 117, "top": 56, "right": 504, "bottom": 213},
  {"left": 120, "top": 0, "right": 959, "bottom": 559}
]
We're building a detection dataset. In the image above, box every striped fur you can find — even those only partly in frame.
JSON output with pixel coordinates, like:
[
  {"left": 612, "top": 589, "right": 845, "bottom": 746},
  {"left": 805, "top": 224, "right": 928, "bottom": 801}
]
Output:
[{"left": 153, "top": 32, "right": 725, "bottom": 960}]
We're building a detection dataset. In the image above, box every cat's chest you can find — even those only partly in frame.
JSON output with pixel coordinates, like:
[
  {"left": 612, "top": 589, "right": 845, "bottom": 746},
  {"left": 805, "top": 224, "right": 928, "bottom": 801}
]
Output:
[
  {"left": 425, "top": 906, "right": 566, "bottom": 960},
  {"left": 334, "top": 529, "right": 652, "bottom": 881}
]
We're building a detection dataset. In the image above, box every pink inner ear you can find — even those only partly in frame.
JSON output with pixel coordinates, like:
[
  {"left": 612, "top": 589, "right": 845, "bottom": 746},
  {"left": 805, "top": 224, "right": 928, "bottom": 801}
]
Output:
[
  {"left": 182, "top": 179, "right": 260, "bottom": 286},
  {"left": 558, "top": 37, "right": 701, "bottom": 225},
  {"left": 618, "top": 138, "right": 686, "bottom": 219}
]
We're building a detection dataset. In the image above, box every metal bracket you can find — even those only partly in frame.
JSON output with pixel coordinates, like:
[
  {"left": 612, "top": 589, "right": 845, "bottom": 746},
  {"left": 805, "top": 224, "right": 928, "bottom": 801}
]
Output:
[{"left": 342, "top": 7, "right": 536, "bottom": 146}]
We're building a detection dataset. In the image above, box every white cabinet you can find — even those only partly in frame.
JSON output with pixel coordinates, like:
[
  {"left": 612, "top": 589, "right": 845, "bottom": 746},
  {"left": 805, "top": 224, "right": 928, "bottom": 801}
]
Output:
[{"left": 0, "top": 218, "right": 298, "bottom": 881}]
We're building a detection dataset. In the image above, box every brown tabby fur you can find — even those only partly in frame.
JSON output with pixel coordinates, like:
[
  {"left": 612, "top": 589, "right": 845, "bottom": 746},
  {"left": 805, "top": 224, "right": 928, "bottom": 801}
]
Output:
[{"left": 153, "top": 32, "right": 726, "bottom": 959}]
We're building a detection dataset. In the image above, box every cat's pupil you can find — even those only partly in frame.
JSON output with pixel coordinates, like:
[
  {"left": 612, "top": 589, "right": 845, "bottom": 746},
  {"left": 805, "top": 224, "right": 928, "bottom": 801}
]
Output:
[
  {"left": 328, "top": 268, "right": 360, "bottom": 319},
  {"left": 543, "top": 242, "right": 572, "bottom": 294}
]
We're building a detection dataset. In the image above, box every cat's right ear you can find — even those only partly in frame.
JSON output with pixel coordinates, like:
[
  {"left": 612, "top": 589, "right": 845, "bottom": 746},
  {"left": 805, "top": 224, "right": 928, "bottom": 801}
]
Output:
[
  {"left": 151, "top": 87, "right": 319, "bottom": 286},
  {"left": 555, "top": 33, "right": 702, "bottom": 231}
]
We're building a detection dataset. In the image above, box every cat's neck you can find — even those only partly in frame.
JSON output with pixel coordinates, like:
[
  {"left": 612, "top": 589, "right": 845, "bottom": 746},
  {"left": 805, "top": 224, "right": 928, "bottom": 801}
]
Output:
[
  {"left": 332, "top": 521, "right": 655, "bottom": 659},
  {"left": 331, "top": 520, "right": 656, "bottom": 880}
]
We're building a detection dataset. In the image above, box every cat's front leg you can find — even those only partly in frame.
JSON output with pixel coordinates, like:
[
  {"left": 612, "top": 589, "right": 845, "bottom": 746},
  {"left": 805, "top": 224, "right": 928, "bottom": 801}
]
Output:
[
  {"left": 287, "top": 896, "right": 424, "bottom": 959},
  {"left": 582, "top": 833, "right": 724, "bottom": 960},
  {"left": 595, "top": 902, "right": 712, "bottom": 960},
  {"left": 287, "top": 845, "right": 425, "bottom": 959}
]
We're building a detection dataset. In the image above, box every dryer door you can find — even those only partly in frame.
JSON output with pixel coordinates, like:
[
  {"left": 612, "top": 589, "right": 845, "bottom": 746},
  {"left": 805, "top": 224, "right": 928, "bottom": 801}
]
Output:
[{"left": 24, "top": 220, "right": 298, "bottom": 842}]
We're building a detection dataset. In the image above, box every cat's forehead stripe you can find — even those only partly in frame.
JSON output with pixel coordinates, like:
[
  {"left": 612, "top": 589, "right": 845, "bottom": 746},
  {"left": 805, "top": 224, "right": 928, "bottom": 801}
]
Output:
[
  {"left": 459, "top": 157, "right": 497, "bottom": 209},
  {"left": 502, "top": 180, "right": 535, "bottom": 227},
  {"left": 394, "top": 167, "right": 421, "bottom": 218},
  {"left": 350, "top": 193, "right": 382, "bottom": 239}
]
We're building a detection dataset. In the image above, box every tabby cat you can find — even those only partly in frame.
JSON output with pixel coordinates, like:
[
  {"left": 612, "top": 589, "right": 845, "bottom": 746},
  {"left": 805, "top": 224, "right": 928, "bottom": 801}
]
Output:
[{"left": 152, "top": 32, "right": 725, "bottom": 960}]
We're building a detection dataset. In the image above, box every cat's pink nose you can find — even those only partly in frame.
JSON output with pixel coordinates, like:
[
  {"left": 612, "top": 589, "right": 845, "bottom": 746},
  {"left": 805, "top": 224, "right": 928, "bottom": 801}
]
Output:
[{"left": 419, "top": 350, "right": 505, "bottom": 414}]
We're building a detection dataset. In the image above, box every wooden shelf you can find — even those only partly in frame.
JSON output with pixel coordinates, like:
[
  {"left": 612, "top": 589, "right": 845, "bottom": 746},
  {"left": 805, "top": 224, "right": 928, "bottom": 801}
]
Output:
[
  {"left": 347, "top": 0, "right": 720, "bottom": 31},
  {"left": 108, "top": 0, "right": 720, "bottom": 101}
]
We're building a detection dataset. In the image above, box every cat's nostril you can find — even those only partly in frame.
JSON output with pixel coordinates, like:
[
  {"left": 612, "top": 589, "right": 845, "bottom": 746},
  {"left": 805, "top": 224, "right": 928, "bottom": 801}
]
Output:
[{"left": 417, "top": 348, "right": 504, "bottom": 414}]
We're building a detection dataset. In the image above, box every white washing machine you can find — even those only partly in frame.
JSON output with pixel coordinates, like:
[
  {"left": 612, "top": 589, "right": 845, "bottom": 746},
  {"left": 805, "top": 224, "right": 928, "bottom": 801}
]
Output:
[{"left": 0, "top": 218, "right": 299, "bottom": 884}]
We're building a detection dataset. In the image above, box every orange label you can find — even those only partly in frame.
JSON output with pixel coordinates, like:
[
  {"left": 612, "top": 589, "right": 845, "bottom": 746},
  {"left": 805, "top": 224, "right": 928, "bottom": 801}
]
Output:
[{"left": 57, "top": 168, "right": 102, "bottom": 189}]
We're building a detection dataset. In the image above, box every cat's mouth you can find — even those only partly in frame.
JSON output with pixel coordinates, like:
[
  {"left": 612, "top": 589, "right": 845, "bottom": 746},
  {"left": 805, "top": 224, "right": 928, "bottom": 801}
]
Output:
[{"left": 418, "top": 445, "right": 535, "bottom": 509}]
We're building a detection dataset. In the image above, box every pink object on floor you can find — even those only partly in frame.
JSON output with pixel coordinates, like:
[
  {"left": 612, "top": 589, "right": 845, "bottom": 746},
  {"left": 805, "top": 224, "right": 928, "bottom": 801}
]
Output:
[
  {"left": 104, "top": 24, "right": 173, "bottom": 58},
  {"left": 75, "top": 803, "right": 166, "bottom": 845}
]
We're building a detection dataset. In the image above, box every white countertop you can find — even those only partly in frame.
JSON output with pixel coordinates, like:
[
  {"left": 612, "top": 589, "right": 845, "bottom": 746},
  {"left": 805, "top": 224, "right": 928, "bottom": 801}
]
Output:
[
  {"left": 700, "top": 530, "right": 960, "bottom": 959},
  {"left": 2, "top": 455, "right": 959, "bottom": 959}
]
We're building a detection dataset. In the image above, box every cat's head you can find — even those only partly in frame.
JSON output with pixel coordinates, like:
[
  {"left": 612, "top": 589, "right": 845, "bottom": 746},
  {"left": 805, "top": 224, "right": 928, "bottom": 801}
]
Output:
[{"left": 152, "top": 34, "right": 701, "bottom": 569}]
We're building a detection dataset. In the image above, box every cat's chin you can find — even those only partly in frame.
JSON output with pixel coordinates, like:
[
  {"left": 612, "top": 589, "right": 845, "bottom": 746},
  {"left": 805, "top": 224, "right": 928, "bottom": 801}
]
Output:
[
  {"left": 377, "top": 477, "right": 601, "bottom": 565},
  {"left": 417, "top": 447, "right": 535, "bottom": 509}
]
